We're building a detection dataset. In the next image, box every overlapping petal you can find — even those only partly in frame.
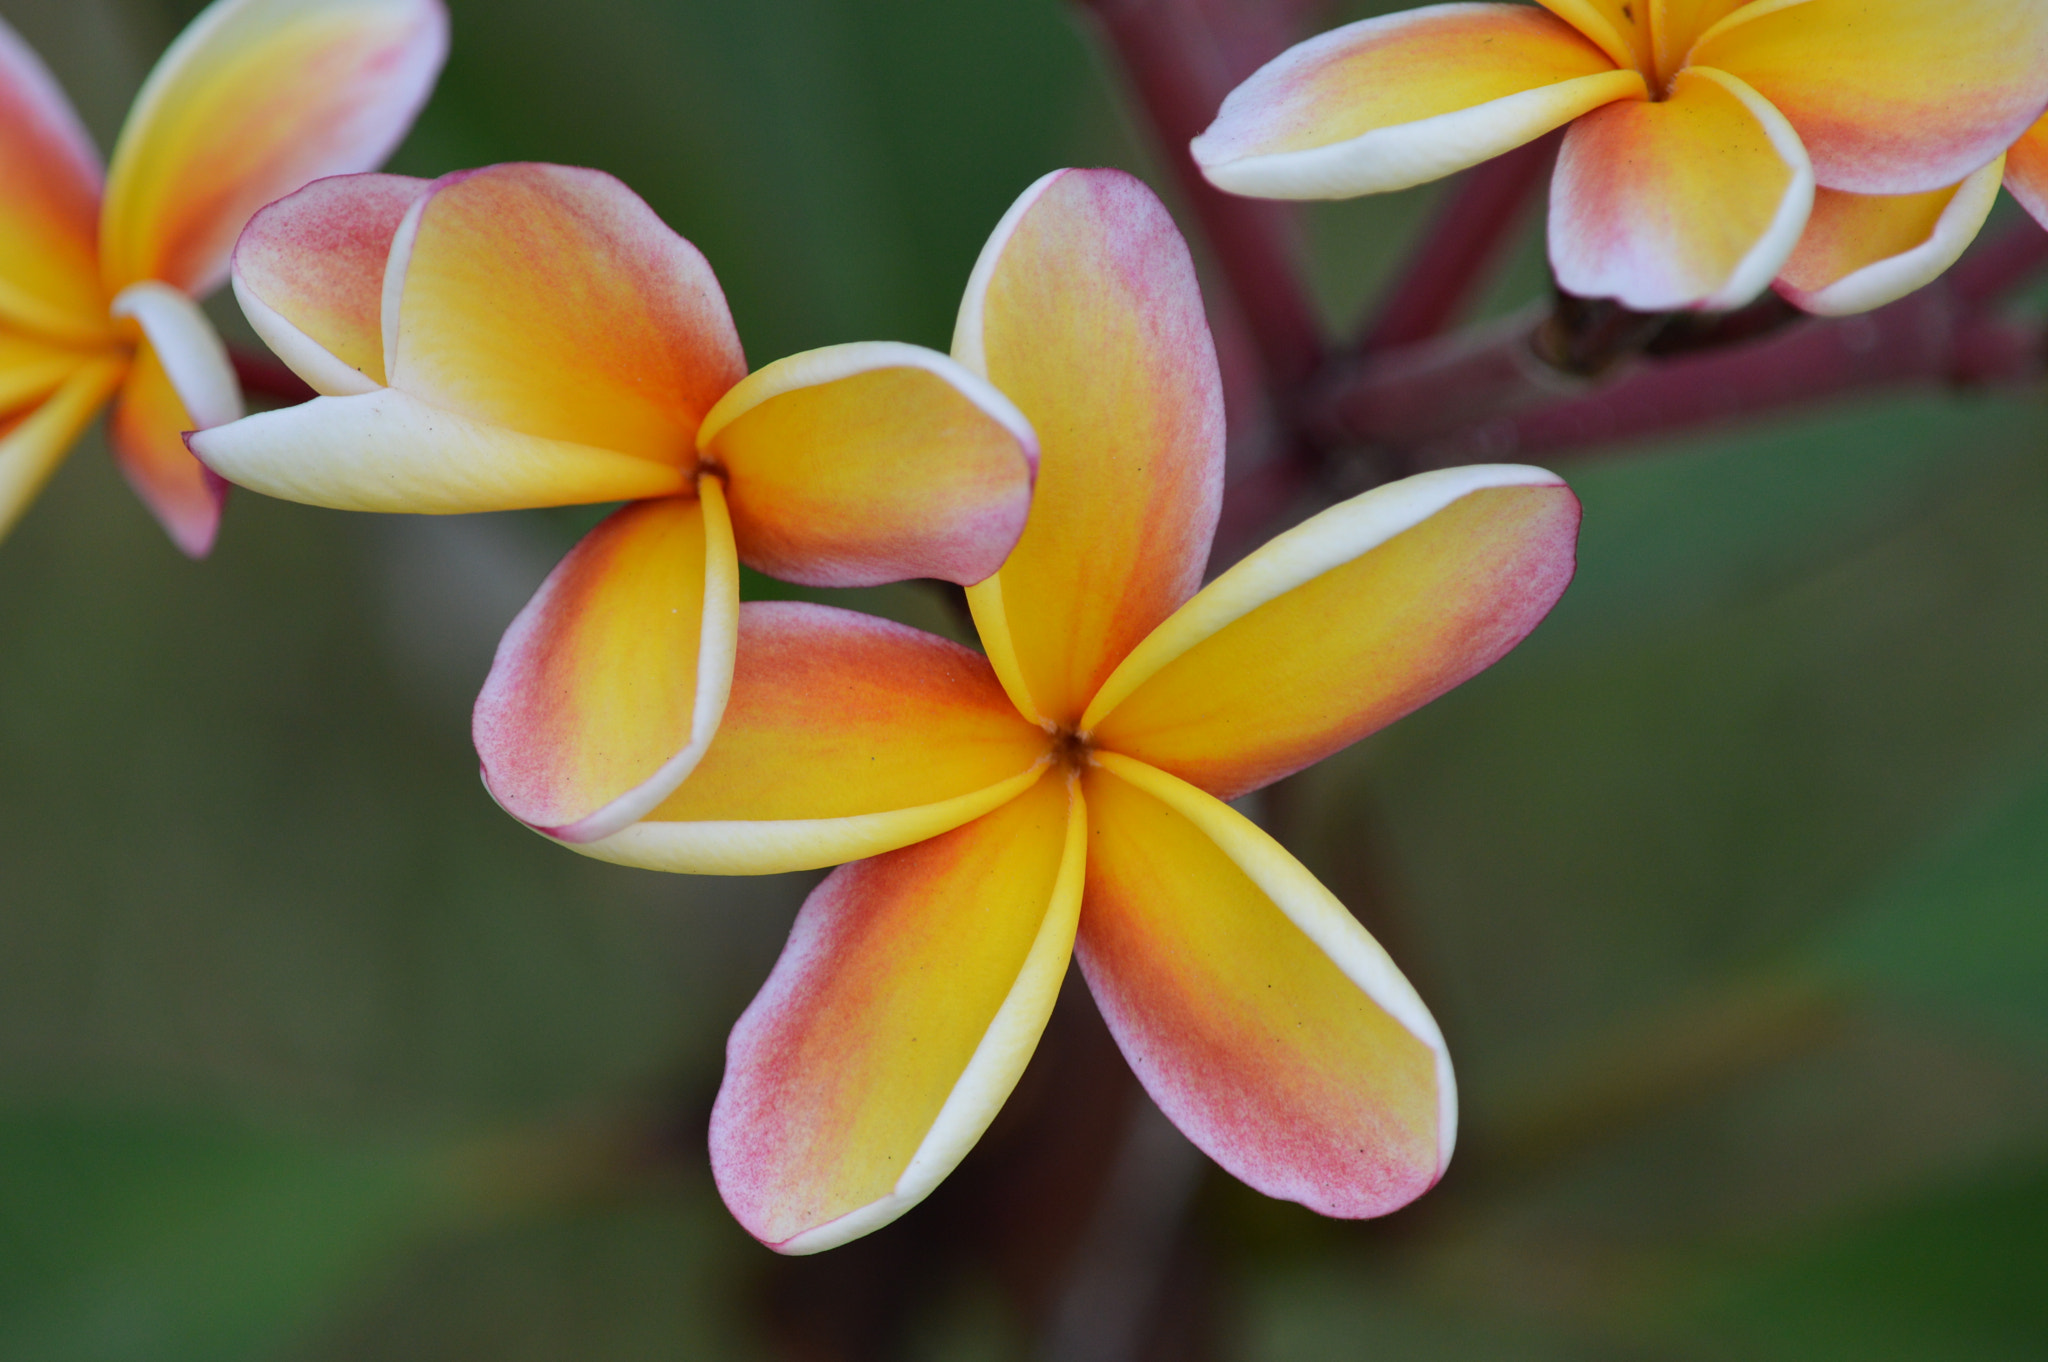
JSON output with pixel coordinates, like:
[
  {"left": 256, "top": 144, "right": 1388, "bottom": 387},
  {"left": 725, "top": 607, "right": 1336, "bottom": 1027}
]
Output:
[
  {"left": 0, "top": 331, "right": 92, "bottom": 415},
  {"left": 1550, "top": 66, "right": 1813, "bottom": 311},
  {"left": 1776, "top": 157, "right": 2004, "bottom": 317},
  {"left": 582, "top": 602, "right": 1051, "bottom": 876},
  {"left": 0, "top": 357, "right": 124, "bottom": 541},
  {"left": 712, "top": 772, "right": 1084, "bottom": 1253},
  {"left": 110, "top": 341, "right": 228, "bottom": 558},
  {"left": 958, "top": 168, "right": 1223, "bottom": 728},
  {"left": 474, "top": 485, "right": 738, "bottom": 844},
  {"left": 1193, "top": 5, "right": 1643, "bottom": 199},
  {"left": 186, "top": 385, "right": 692, "bottom": 512},
  {"left": 1087, "top": 466, "right": 1579, "bottom": 801},
  {"left": 1692, "top": 0, "right": 2048, "bottom": 195},
  {"left": 0, "top": 17, "right": 106, "bottom": 344},
  {"left": 1646, "top": 0, "right": 1749, "bottom": 81},
  {"left": 2003, "top": 111, "right": 2048, "bottom": 231},
  {"left": 232, "top": 172, "right": 428, "bottom": 395},
  {"left": 386, "top": 163, "right": 744, "bottom": 464},
  {"left": 699, "top": 341, "right": 1036, "bottom": 588},
  {"left": 1079, "top": 755, "right": 1452, "bottom": 1218},
  {"left": 99, "top": 0, "right": 446, "bottom": 298}
]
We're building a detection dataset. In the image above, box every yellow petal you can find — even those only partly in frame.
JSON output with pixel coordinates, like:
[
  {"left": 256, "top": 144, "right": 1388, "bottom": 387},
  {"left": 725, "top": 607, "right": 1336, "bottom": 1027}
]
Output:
[
  {"left": 1694, "top": 0, "right": 2048, "bottom": 195},
  {"left": 387, "top": 163, "right": 745, "bottom": 464},
  {"left": 1647, "top": 0, "right": 1749, "bottom": 83},
  {"left": 1081, "top": 753, "right": 1452, "bottom": 1218},
  {"left": 1776, "top": 156, "right": 2003, "bottom": 316},
  {"left": 0, "top": 356, "right": 124, "bottom": 544},
  {"left": 232, "top": 172, "right": 429, "bottom": 395},
  {"left": 108, "top": 340, "right": 227, "bottom": 558},
  {"left": 580, "top": 602, "right": 1053, "bottom": 875},
  {"left": 958, "top": 169, "right": 1223, "bottom": 728},
  {"left": 0, "top": 330, "right": 96, "bottom": 416},
  {"left": 1195, "top": 5, "right": 1642, "bottom": 199},
  {"left": 1549, "top": 65, "right": 1813, "bottom": 310},
  {"left": 475, "top": 483, "right": 738, "bottom": 844},
  {"left": 2002, "top": 110, "right": 2048, "bottom": 231},
  {"left": 699, "top": 341, "right": 1036, "bottom": 588},
  {"left": 1535, "top": 0, "right": 1646, "bottom": 71},
  {"left": 99, "top": 0, "right": 447, "bottom": 296},
  {"left": 1088, "top": 467, "right": 1579, "bottom": 800},
  {"left": 712, "top": 772, "right": 1084, "bottom": 1253},
  {"left": 0, "top": 18, "right": 107, "bottom": 344}
]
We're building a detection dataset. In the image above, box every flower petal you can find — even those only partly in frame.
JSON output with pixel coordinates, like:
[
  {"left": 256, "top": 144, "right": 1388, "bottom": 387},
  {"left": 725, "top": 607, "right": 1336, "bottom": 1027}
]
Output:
[
  {"left": 99, "top": 0, "right": 447, "bottom": 297},
  {"left": 0, "top": 16, "right": 106, "bottom": 344},
  {"left": 386, "top": 163, "right": 745, "bottom": 463},
  {"left": 1087, "top": 467, "right": 1579, "bottom": 800},
  {"left": 232, "top": 172, "right": 429, "bottom": 395},
  {"left": 110, "top": 341, "right": 228, "bottom": 558},
  {"left": 109, "top": 281, "right": 244, "bottom": 430},
  {"left": 1647, "top": 0, "right": 1749, "bottom": 80},
  {"left": 1080, "top": 754, "right": 1453, "bottom": 1218},
  {"left": 698, "top": 341, "right": 1037, "bottom": 588},
  {"left": 580, "top": 602, "right": 1052, "bottom": 875},
  {"left": 1776, "top": 156, "right": 2004, "bottom": 316},
  {"left": 0, "top": 331, "right": 95, "bottom": 416},
  {"left": 186, "top": 385, "right": 691, "bottom": 512},
  {"left": 474, "top": 484, "right": 738, "bottom": 844},
  {"left": 2002, "top": 111, "right": 2048, "bottom": 231},
  {"left": 1193, "top": 5, "right": 1642, "bottom": 199},
  {"left": 0, "top": 356, "right": 124, "bottom": 543},
  {"left": 957, "top": 169, "right": 1224, "bottom": 728},
  {"left": 712, "top": 771, "right": 1084, "bottom": 1253},
  {"left": 1549, "top": 65, "right": 1813, "bottom": 311},
  {"left": 1693, "top": 0, "right": 2048, "bottom": 195},
  {"left": 1534, "top": 1, "right": 1645, "bottom": 71}
]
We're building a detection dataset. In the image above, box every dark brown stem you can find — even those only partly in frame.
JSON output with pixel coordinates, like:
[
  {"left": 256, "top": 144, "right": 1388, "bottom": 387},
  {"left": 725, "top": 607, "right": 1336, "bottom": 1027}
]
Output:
[{"left": 230, "top": 347, "right": 315, "bottom": 405}]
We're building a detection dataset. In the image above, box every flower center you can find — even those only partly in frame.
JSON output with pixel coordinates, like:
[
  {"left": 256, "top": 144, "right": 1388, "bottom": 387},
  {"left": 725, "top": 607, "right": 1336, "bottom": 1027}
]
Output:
[{"left": 1050, "top": 726, "right": 1093, "bottom": 772}]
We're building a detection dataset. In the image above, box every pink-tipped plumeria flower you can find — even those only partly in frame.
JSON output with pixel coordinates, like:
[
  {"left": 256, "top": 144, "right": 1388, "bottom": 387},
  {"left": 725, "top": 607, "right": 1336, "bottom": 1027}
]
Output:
[
  {"left": 568, "top": 168, "right": 1581, "bottom": 1253},
  {"left": 1192, "top": 1, "right": 2048, "bottom": 316},
  {"left": 0, "top": 0, "right": 445, "bottom": 557},
  {"left": 190, "top": 161, "right": 1038, "bottom": 844}
]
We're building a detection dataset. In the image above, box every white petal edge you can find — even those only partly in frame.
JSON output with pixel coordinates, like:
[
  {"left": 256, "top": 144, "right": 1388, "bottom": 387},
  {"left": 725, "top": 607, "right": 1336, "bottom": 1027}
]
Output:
[
  {"left": 1778, "top": 155, "right": 2005, "bottom": 317},
  {"left": 231, "top": 266, "right": 381, "bottom": 397},
  {"left": 109, "top": 281, "right": 245, "bottom": 428},
  {"left": 1093, "top": 750, "right": 1457, "bottom": 1174},
  {"left": 526, "top": 476, "right": 741, "bottom": 845},
  {"left": 1080, "top": 464, "right": 1567, "bottom": 732},
  {"left": 572, "top": 761, "right": 1053, "bottom": 877},
  {"left": 772, "top": 773, "right": 1086, "bottom": 1255}
]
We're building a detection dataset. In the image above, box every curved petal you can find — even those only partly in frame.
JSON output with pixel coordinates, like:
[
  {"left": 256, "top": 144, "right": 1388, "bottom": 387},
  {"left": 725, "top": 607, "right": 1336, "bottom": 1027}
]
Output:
[
  {"left": 1648, "top": 0, "right": 1750, "bottom": 82},
  {"left": 0, "top": 331, "right": 96, "bottom": 416},
  {"left": 2002, "top": 111, "right": 2048, "bottom": 231},
  {"left": 1693, "top": 0, "right": 2048, "bottom": 195},
  {"left": 1534, "top": 1, "right": 1645, "bottom": 70},
  {"left": 475, "top": 483, "right": 738, "bottom": 844},
  {"left": 110, "top": 341, "right": 228, "bottom": 558},
  {"left": 386, "top": 163, "right": 745, "bottom": 463},
  {"left": 1194, "top": 5, "right": 1642, "bottom": 199},
  {"left": 109, "top": 282, "right": 244, "bottom": 429},
  {"left": 1087, "top": 466, "right": 1579, "bottom": 800},
  {"left": 957, "top": 169, "right": 1223, "bottom": 728},
  {"left": 185, "top": 385, "right": 691, "bottom": 512},
  {"left": 99, "top": 0, "right": 447, "bottom": 297},
  {"left": 0, "top": 16, "right": 106, "bottom": 344},
  {"left": 1776, "top": 156, "right": 2004, "bottom": 316},
  {"left": 579, "top": 602, "right": 1052, "bottom": 875},
  {"left": 712, "top": 772, "right": 1085, "bottom": 1253},
  {"left": 1080, "top": 754, "right": 1453, "bottom": 1219},
  {"left": 231, "top": 172, "right": 428, "bottom": 395},
  {"left": 699, "top": 341, "right": 1036, "bottom": 588},
  {"left": 1550, "top": 65, "right": 1813, "bottom": 311},
  {"left": 0, "top": 356, "right": 124, "bottom": 543}
]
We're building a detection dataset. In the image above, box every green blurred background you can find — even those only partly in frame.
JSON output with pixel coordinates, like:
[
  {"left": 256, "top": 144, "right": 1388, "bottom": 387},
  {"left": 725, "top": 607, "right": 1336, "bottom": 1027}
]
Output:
[{"left": 4, "top": 0, "right": 2047, "bottom": 1357}]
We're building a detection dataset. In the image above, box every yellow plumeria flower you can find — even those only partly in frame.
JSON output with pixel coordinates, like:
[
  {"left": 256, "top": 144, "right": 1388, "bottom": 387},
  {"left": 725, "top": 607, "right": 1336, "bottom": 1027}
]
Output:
[
  {"left": 191, "top": 162, "right": 1038, "bottom": 843},
  {"left": 571, "top": 169, "right": 1582, "bottom": 1252},
  {"left": 0, "top": 0, "right": 445, "bottom": 556},
  {"left": 1192, "top": 1, "right": 2048, "bottom": 315}
]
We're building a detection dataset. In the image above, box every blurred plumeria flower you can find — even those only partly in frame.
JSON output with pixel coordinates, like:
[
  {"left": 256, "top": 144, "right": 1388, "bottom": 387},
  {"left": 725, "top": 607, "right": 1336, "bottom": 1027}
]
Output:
[
  {"left": 559, "top": 168, "right": 1582, "bottom": 1252},
  {"left": 1192, "top": 1, "right": 2048, "bottom": 316},
  {"left": 0, "top": 0, "right": 445, "bottom": 556},
  {"left": 191, "top": 161, "right": 1038, "bottom": 842}
]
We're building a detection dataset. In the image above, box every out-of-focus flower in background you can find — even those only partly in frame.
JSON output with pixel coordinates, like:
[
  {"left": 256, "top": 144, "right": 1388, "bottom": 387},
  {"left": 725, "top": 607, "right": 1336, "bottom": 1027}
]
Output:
[
  {"left": 192, "top": 160, "right": 1038, "bottom": 839},
  {"left": 0, "top": 0, "right": 445, "bottom": 557},
  {"left": 562, "top": 167, "right": 1581, "bottom": 1253},
  {"left": 1191, "top": 0, "right": 2048, "bottom": 315}
]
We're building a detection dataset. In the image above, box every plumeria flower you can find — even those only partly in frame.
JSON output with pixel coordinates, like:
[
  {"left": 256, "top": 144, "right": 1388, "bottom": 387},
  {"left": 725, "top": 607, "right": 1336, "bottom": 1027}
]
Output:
[
  {"left": 0, "top": 0, "right": 445, "bottom": 556},
  {"left": 191, "top": 161, "right": 1038, "bottom": 842},
  {"left": 1192, "top": 1, "right": 2048, "bottom": 316},
  {"left": 563, "top": 168, "right": 1582, "bottom": 1252}
]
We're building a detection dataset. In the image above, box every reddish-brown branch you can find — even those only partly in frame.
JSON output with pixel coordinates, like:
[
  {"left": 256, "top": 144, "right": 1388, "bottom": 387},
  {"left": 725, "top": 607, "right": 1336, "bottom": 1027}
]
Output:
[
  {"left": 230, "top": 347, "right": 315, "bottom": 406},
  {"left": 1357, "top": 133, "right": 1558, "bottom": 353}
]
